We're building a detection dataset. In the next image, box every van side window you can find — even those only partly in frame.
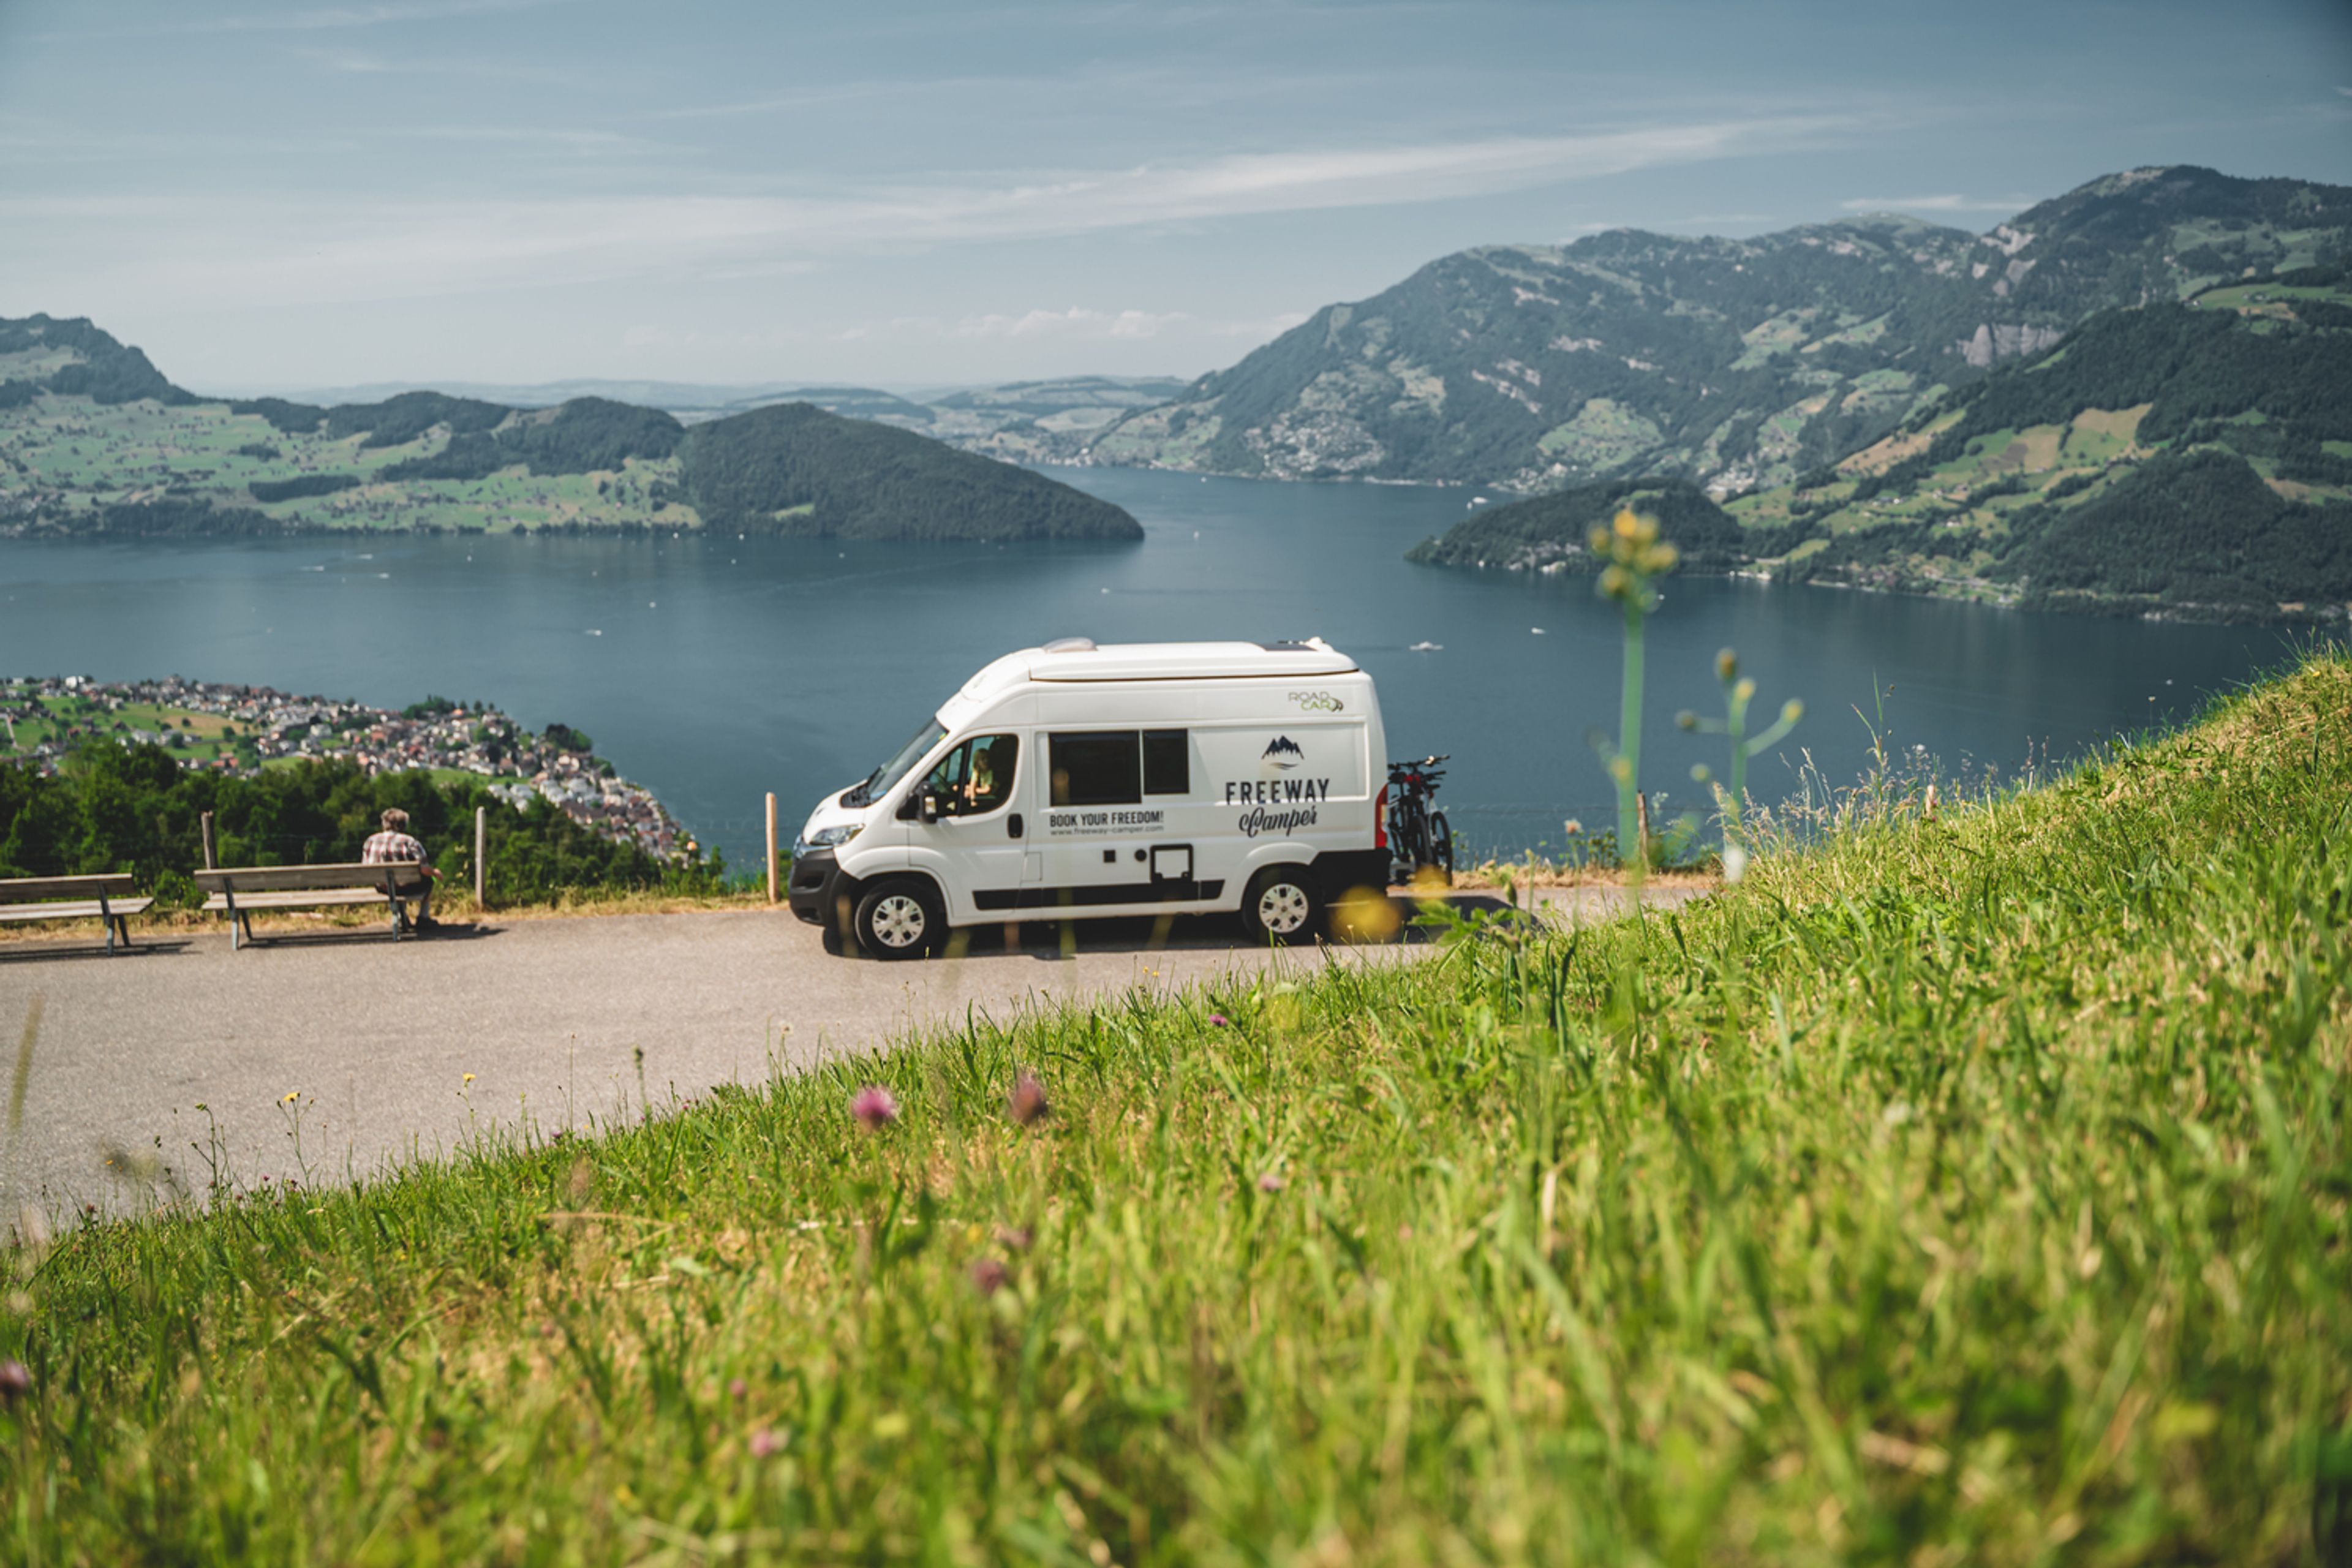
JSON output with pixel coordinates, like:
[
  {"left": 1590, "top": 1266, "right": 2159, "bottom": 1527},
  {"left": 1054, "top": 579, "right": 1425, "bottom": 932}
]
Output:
[
  {"left": 1142, "top": 729, "right": 1189, "bottom": 795},
  {"left": 1050, "top": 731, "right": 1140, "bottom": 807},
  {"left": 921, "top": 733, "right": 1018, "bottom": 816}
]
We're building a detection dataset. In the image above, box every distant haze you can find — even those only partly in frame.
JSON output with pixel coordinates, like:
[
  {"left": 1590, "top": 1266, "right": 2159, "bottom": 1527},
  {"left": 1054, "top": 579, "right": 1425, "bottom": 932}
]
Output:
[{"left": 1, "top": 0, "right": 2346, "bottom": 388}]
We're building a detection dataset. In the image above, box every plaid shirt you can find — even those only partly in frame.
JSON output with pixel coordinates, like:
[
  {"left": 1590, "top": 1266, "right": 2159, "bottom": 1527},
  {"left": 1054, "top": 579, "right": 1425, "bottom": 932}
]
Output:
[{"left": 361, "top": 830, "right": 427, "bottom": 866}]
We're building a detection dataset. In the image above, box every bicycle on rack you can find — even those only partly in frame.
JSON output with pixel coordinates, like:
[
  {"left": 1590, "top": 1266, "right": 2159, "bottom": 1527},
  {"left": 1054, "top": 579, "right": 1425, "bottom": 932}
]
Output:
[{"left": 1385, "top": 754, "right": 1453, "bottom": 884}]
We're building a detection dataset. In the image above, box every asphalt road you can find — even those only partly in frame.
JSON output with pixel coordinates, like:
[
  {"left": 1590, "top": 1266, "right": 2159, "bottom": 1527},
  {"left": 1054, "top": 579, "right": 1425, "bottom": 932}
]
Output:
[{"left": 0, "top": 888, "right": 1690, "bottom": 1218}]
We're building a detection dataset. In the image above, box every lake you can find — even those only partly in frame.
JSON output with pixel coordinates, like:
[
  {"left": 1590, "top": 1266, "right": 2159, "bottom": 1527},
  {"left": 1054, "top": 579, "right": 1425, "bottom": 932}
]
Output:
[{"left": 0, "top": 467, "right": 2297, "bottom": 871}]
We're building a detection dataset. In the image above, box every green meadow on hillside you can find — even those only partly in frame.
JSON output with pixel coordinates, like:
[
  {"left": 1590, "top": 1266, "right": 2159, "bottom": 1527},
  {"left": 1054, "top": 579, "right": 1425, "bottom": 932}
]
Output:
[
  {"left": 2, "top": 654, "right": 2348, "bottom": 1562},
  {"left": 1415, "top": 269, "right": 2352, "bottom": 619}
]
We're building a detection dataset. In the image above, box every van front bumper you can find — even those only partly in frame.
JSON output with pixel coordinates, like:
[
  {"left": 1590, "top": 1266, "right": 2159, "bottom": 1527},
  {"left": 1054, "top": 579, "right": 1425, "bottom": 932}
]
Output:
[{"left": 786, "top": 848, "right": 842, "bottom": 924}]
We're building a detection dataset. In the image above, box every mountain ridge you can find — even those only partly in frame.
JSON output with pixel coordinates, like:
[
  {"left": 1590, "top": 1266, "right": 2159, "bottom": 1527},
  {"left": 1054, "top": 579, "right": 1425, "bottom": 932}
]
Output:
[
  {"left": 1408, "top": 268, "right": 2352, "bottom": 621},
  {"left": 0, "top": 322, "right": 1141, "bottom": 542},
  {"left": 1088, "top": 165, "right": 2352, "bottom": 497}
]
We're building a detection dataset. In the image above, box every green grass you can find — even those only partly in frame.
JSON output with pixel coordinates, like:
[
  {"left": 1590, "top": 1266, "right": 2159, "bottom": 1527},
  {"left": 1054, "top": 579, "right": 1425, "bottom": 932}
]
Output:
[
  {"left": 5, "top": 654, "right": 2351, "bottom": 1562},
  {"left": 1, "top": 697, "right": 247, "bottom": 767}
]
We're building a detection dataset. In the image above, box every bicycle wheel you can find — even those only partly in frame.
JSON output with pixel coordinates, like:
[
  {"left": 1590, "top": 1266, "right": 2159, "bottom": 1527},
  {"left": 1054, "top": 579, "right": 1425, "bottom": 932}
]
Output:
[
  {"left": 1395, "top": 806, "right": 1428, "bottom": 881},
  {"left": 1428, "top": 810, "right": 1455, "bottom": 882}
]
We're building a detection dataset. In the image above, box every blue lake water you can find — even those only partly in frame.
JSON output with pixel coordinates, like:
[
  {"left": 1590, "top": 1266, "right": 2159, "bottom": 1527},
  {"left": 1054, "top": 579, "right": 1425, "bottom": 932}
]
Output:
[{"left": 0, "top": 466, "right": 2297, "bottom": 870}]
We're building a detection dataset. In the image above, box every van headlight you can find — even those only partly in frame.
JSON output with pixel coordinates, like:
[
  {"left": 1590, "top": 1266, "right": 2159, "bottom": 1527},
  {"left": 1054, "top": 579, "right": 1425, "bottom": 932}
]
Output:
[{"left": 796, "top": 823, "right": 861, "bottom": 854}]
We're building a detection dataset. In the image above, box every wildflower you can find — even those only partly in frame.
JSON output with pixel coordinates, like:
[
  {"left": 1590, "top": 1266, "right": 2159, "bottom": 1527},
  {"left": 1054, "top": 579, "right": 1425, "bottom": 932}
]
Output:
[
  {"left": 281, "top": 1092, "right": 298, "bottom": 1104},
  {"left": 1005, "top": 1071, "right": 1050, "bottom": 1128},
  {"left": 995, "top": 1224, "right": 1033, "bottom": 1253},
  {"left": 850, "top": 1085, "right": 899, "bottom": 1131},
  {"left": 1207, "top": 1012, "right": 1231, "bottom": 1028},
  {"left": 462, "top": 1072, "right": 475, "bottom": 1086},
  {"left": 1562, "top": 818, "right": 1583, "bottom": 837},
  {"left": 750, "top": 1427, "right": 782, "bottom": 1458},
  {"left": 1257, "top": 1171, "right": 1285, "bottom": 1194},
  {"left": 728, "top": 1377, "right": 748, "bottom": 1401},
  {"left": 969, "top": 1256, "right": 1009, "bottom": 1295},
  {"left": 0, "top": 1359, "right": 27, "bottom": 1403}
]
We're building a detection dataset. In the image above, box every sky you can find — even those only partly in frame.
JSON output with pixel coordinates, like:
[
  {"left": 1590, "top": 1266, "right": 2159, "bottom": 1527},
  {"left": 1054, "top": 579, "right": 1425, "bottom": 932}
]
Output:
[{"left": 2, "top": 0, "right": 2348, "bottom": 393}]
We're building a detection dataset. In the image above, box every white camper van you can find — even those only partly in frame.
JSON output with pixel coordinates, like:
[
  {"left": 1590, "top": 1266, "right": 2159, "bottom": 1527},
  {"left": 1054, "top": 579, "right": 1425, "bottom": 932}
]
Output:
[{"left": 789, "top": 638, "right": 1391, "bottom": 958}]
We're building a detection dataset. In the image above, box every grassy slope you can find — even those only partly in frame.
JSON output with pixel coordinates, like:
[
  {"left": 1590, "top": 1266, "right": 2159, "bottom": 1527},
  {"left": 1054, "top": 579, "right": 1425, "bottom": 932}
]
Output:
[
  {"left": 1721, "top": 278, "right": 2352, "bottom": 609},
  {"left": 5, "top": 656, "right": 2350, "bottom": 1562},
  {"left": 1, "top": 696, "right": 249, "bottom": 767},
  {"left": 0, "top": 394, "right": 696, "bottom": 533}
]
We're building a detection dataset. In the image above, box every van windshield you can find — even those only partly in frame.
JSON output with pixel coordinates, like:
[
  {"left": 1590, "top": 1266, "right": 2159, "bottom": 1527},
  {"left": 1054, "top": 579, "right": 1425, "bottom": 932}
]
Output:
[{"left": 844, "top": 717, "right": 948, "bottom": 806}]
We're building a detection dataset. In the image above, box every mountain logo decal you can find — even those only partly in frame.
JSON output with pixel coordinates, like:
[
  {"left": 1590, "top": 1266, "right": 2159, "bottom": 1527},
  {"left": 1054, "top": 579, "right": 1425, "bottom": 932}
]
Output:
[{"left": 1262, "top": 736, "right": 1303, "bottom": 771}]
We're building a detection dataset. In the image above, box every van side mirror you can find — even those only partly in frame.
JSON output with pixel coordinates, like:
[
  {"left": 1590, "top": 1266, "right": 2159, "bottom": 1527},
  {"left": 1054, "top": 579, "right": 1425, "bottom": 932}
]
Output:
[{"left": 920, "top": 793, "right": 940, "bottom": 824}]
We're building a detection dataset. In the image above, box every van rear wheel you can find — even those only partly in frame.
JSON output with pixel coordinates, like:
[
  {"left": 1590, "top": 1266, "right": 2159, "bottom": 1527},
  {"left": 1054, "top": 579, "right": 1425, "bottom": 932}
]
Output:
[
  {"left": 854, "top": 878, "right": 943, "bottom": 960},
  {"left": 1241, "top": 866, "right": 1320, "bottom": 946}
]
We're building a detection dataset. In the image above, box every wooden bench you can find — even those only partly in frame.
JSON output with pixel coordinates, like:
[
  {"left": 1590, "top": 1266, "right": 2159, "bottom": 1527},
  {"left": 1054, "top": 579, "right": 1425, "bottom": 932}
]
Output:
[
  {"left": 0, "top": 875, "right": 154, "bottom": 954},
  {"left": 195, "top": 863, "right": 433, "bottom": 951}
]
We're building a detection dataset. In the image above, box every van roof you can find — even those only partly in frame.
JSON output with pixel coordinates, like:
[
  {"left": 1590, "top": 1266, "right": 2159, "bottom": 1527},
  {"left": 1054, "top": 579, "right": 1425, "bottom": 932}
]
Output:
[{"left": 959, "top": 638, "right": 1359, "bottom": 698}]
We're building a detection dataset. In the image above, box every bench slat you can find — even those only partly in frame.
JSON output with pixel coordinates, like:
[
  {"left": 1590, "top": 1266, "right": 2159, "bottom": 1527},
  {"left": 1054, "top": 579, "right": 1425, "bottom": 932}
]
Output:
[
  {"left": 0, "top": 897, "right": 155, "bottom": 924},
  {"left": 201, "top": 889, "right": 393, "bottom": 913},
  {"left": 198, "top": 864, "right": 429, "bottom": 894},
  {"left": 0, "top": 875, "right": 138, "bottom": 902}
]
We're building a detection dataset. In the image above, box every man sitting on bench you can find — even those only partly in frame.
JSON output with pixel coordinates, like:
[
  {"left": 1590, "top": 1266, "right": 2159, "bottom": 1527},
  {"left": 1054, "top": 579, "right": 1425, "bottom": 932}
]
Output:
[{"left": 361, "top": 808, "right": 440, "bottom": 932}]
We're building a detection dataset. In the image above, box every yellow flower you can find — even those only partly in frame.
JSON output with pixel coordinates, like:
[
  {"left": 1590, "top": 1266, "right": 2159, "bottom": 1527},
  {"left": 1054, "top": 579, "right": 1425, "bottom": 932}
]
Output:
[
  {"left": 463, "top": 1073, "right": 477, "bottom": 1085},
  {"left": 281, "top": 1092, "right": 298, "bottom": 1104}
]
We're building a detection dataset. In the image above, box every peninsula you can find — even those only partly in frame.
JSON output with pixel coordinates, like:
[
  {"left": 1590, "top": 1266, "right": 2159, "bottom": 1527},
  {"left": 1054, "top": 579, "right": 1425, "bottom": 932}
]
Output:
[{"left": 0, "top": 321, "right": 1142, "bottom": 543}]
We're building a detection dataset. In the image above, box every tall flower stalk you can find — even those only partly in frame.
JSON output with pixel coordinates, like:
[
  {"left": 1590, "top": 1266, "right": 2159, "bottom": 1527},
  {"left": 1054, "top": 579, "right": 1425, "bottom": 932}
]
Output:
[
  {"left": 1588, "top": 508, "right": 1677, "bottom": 873},
  {"left": 1679, "top": 647, "right": 1801, "bottom": 876}
]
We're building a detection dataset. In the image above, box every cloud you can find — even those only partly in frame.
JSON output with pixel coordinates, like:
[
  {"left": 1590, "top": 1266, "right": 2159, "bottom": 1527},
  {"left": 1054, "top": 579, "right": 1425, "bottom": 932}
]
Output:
[
  {"left": 1840, "top": 193, "right": 2029, "bottom": 213},
  {"left": 176, "top": 0, "right": 570, "bottom": 33},
  {"left": 956, "top": 307, "right": 1188, "bottom": 340},
  {"left": 1, "top": 113, "right": 1880, "bottom": 310}
]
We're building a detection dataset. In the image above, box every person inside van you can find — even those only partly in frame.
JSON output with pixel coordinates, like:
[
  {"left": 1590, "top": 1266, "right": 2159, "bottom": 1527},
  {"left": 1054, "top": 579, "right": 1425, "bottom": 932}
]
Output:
[{"left": 964, "top": 737, "right": 1005, "bottom": 811}]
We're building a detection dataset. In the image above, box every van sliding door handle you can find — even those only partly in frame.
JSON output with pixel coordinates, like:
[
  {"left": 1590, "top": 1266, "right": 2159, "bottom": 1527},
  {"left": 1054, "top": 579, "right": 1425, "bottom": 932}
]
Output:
[{"left": 1008, "top": 814, "right": 1023, "bottom": 839}]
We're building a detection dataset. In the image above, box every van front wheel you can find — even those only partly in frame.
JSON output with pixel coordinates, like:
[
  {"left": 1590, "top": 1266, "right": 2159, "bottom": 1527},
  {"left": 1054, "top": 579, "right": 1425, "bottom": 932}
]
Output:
[
  {"left": 854, "top": 878, "right": 944, "bottom": 960},
  {"left": 1242, "top": 867, "right": 1320, "bottom": 946}
]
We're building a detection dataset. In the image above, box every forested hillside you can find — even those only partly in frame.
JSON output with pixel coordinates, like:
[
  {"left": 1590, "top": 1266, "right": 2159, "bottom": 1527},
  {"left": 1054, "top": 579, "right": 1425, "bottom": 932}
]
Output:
[
  {"left": 0, "top": 322, "right": 1141, "bottom": 541},
  {"left": 676, "top": 402, "right": 1142, "bottom": 540},
  {"left": 1093, "top": 166, "right": 2352, "bottom": 496},
  {"left": 1412, "top": 267, "right": 2352, "bottom": 618}
]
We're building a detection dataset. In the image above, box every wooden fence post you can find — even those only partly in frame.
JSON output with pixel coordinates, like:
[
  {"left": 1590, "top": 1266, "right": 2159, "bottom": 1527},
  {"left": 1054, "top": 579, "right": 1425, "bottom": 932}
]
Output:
[
  {"left": 474, "top": 806, "right": 487, "bottom": 910},
  {"left": 766, "top": 792, "right": 779, "bottom": 905},
  {"left": 199, "top": 811, "right": 217, "bottom": 871}
]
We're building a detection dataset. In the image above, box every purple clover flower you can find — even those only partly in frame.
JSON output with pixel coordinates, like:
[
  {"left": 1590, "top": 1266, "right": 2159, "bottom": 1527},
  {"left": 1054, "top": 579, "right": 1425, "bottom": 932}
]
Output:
[
  {"left": 850, "top": 1085, "right": 900, "bottom": 1131},
  {"left": 1005, "top": 1071, "right": 1050, "bottom": 1127}
]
